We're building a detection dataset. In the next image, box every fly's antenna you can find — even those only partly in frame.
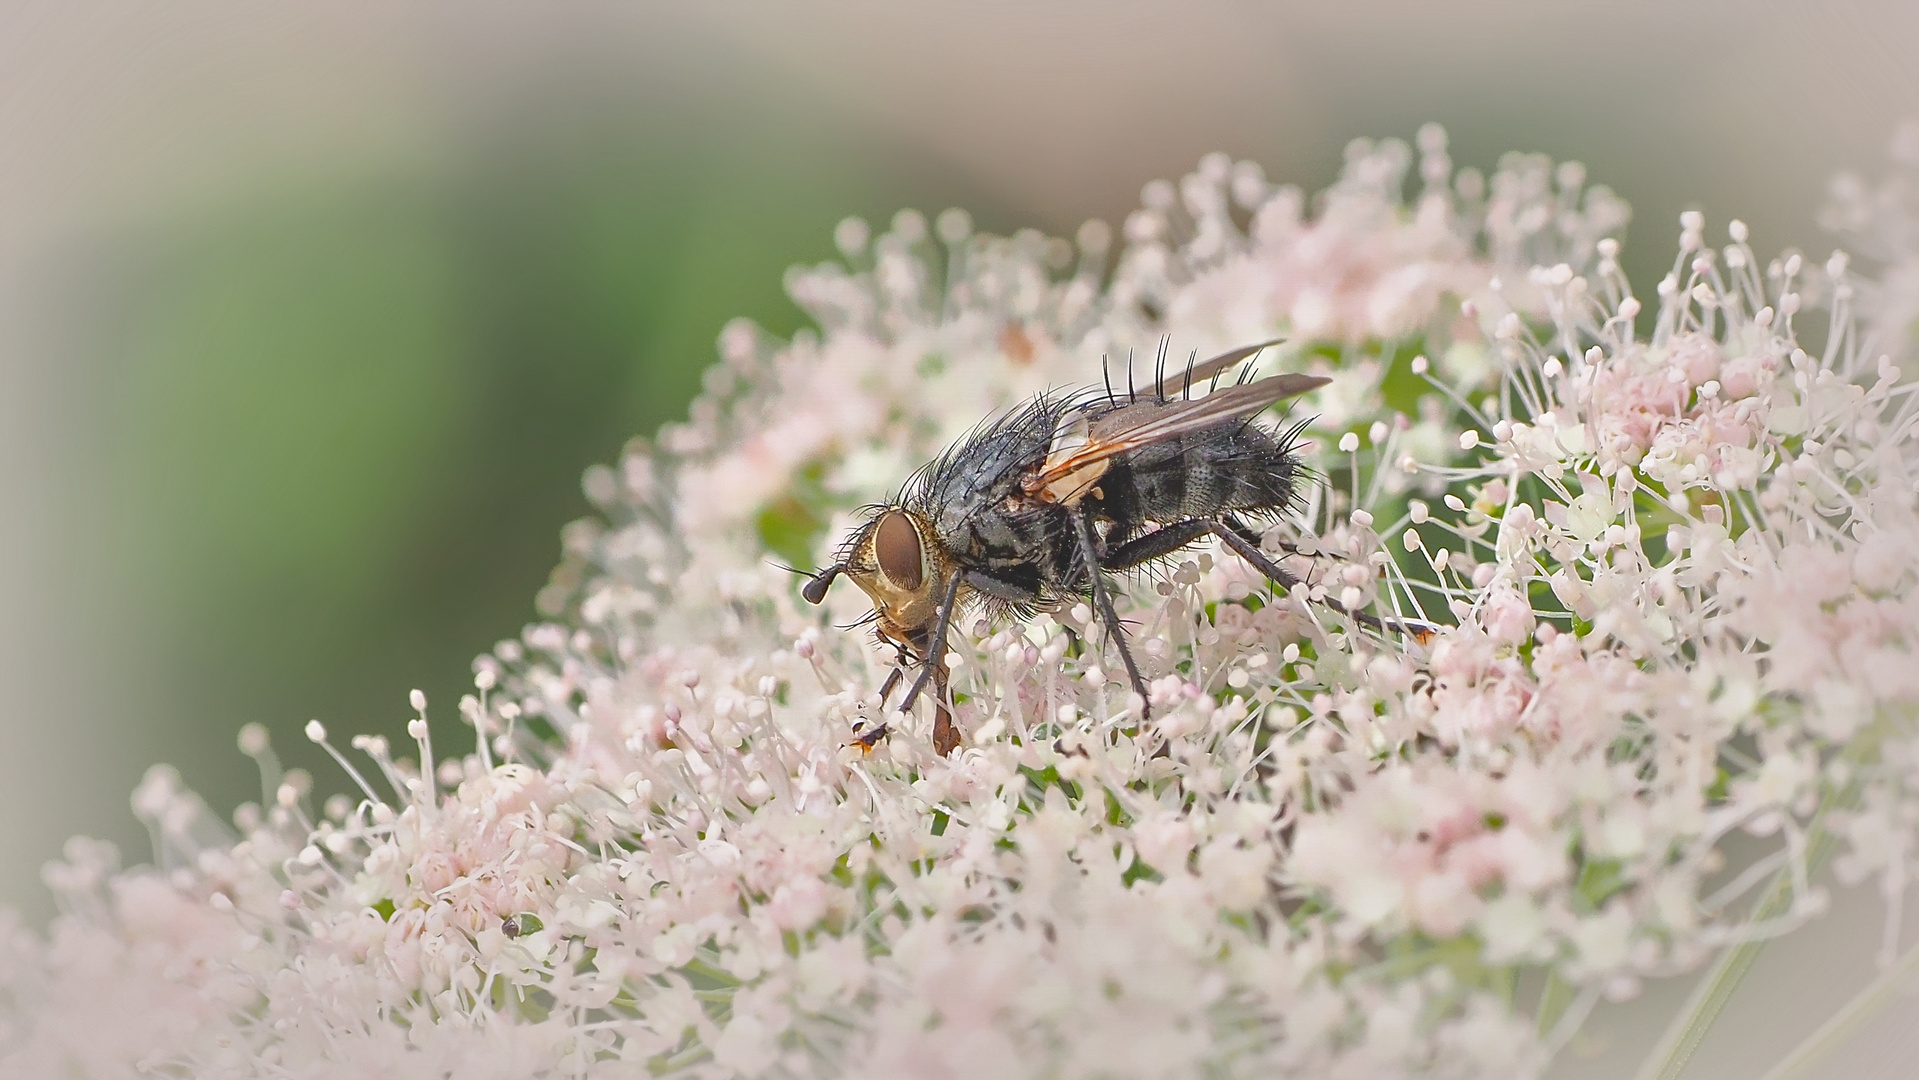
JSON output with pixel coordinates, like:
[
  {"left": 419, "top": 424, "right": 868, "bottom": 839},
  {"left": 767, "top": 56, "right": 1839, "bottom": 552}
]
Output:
[{"left": 801, "top": 564, "right": 844, "bottom": 605}]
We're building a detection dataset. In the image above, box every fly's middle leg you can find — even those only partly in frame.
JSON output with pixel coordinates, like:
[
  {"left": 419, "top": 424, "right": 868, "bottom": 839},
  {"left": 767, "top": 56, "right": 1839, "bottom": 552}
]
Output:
[{"left": 1071, "top": 512, "right": 1151, "bottom": 719}]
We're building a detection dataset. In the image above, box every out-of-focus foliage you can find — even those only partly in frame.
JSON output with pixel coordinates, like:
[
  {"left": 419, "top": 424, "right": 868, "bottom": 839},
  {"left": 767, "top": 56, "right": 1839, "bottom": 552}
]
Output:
[{"left": 78, "top": 101, "right": 998, "bottom": 817}]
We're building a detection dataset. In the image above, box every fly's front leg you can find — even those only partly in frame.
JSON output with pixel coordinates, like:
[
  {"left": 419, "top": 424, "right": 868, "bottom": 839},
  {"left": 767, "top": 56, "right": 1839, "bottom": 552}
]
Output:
[
  {"left": 901, "top": 624, "right": 958, "bottom": 756},
  {"left": 853, "top": 643, "right": 913, "bottom": 748},
  {"left": 893, "top": 572, "right": 965, "bottom": 755},
  {"left": 876, "top": 660, "right": 906, "bottom": 706},
  {"left": 853, "top": 669, "right": 900, "bottom": 750},
  {"left": 1072, "top": 512, "right": 1151, "bottom": 719}
]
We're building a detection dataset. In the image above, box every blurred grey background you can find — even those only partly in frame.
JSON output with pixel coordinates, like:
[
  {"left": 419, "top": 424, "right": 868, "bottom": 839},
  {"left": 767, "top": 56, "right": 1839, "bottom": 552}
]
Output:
[{"left": 0, "top": 2, "right": 1915, "bottom": 1076}]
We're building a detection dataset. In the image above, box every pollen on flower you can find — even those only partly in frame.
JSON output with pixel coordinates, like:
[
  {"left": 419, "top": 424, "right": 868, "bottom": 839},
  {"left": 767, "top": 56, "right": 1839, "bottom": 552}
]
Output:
[{"left": 5, "top": 125, "right": 1919, "bottom": 1079}]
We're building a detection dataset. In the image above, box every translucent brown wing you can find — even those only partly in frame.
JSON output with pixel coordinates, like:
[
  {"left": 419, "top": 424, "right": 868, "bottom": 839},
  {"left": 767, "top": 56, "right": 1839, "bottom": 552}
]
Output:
[
  {"left": 1149, "top": 338, "right": 1285, "bottom": 400},
  {"left": 1025, "top": 369, "right": 1330, "bottom": 505}
]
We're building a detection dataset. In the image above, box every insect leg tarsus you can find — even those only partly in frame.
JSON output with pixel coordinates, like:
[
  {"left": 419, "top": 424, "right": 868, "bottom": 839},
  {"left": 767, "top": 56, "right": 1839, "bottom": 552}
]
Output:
[{"left": 1072, "top": 512, "right": 1151, "bottom": 718}]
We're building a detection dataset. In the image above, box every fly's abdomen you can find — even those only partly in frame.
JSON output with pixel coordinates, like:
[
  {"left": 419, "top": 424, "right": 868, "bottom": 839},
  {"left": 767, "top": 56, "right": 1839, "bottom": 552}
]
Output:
[{"left": 1116, "top": 426, "right": 1303, "bottom": 522}]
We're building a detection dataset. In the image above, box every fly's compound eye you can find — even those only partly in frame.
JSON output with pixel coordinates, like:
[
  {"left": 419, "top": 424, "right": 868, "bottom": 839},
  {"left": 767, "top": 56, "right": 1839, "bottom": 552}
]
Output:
[{"left": 873, "top": 509, "right": 924, "bottom": 591}]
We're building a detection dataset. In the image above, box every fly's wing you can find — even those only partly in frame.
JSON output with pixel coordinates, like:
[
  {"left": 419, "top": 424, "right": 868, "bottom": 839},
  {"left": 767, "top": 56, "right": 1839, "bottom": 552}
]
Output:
[
  {"left": 1149, "top": 338, "right": 1285, "bottom": 400},
  {"left": 1028, "top": 371, "right": 1330, "bottom": 504},
  {"left": 1085, "top": 372, "right": 1328, "bottom": 446}
]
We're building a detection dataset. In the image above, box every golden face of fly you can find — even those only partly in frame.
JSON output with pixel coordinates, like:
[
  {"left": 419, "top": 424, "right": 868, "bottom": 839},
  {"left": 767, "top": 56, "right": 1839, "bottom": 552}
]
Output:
[{"left": 838, "top": 508, "right": 945, "bottom": 641}]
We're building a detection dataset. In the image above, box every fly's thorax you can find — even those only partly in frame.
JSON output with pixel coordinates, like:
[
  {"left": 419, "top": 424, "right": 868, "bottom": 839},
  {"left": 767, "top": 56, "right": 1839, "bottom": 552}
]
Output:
[{"left": 845, "top": 507, "right": 950, "bottom": 634}]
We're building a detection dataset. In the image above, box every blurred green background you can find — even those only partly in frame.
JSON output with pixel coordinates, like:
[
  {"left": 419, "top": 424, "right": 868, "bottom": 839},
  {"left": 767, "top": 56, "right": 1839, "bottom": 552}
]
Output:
[
  {"left": 2, "top": 3, "right": 1917, "bottom": 1075},
  {"left": 66, "top": 91, "right": 1002, "bottom": 843}
]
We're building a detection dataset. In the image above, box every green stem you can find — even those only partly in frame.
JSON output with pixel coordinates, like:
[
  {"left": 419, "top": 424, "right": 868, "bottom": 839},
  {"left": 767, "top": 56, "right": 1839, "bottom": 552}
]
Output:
[
  {"left": 1631, "top": 743, "right": 1872, "bottom": 1080},
  {"left": 1536, "top": 971, "right": 1578, "bottom": 1043},
  {"left": 1355, "top": 935, "right": 1482, "bottom": 984},
  {"left": 1756, "top": 935, "right": 1919, "bottom": 1080},
  {"left": 1630, "top": 885, "right": 1789, "bottom": 1080}
]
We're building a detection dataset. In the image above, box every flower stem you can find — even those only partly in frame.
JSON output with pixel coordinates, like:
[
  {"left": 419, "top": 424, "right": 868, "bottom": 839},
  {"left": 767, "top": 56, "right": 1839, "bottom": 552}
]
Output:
[
  {"left": 1631, "top": 740, "right": 1874, "bottom": 1080},
  {"left": 1755, "top": 935, "right": 1919, "bottom": 1080},
  {"left": 1631, "top": 899, "right": 1782, "bottom": 1080},
  {"left": 1536, "top": 971, "right": 1578, "bottom": 1042}
]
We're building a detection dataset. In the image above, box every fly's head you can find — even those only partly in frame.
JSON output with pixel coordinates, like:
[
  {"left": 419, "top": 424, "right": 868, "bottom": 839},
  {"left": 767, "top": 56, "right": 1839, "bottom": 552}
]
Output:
[{"left": 802, "top": 506, "right": 946, "bottom": 645}]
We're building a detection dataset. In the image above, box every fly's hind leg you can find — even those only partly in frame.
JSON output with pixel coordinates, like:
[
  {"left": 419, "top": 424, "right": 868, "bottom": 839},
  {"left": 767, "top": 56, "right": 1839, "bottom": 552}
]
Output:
[
  {"left": 1101, "top": 518, "right": 1214, "bottom": 572},
  {"left": 1071, "top": 512, "right": 1151, "bottom": 719},
  {"left": 1204, "top": 516, "right": 1431, "bottom": 636},
  {"left": 1104, "top": 515, "right": 1431, "bottom": 636}
]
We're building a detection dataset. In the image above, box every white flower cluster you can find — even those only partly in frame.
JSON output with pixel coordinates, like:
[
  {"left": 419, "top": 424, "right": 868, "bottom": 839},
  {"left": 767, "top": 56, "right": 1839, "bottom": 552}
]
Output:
[{"left": 4, "top": 126, "right": 1916, "bottom": 1079}]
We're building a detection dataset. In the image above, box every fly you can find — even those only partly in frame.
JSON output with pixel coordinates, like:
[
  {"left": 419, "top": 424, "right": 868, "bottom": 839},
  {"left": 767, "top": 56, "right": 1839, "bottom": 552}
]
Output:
[{"left": 801, "top": 340, "right": 1416, "bottom": 755}]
